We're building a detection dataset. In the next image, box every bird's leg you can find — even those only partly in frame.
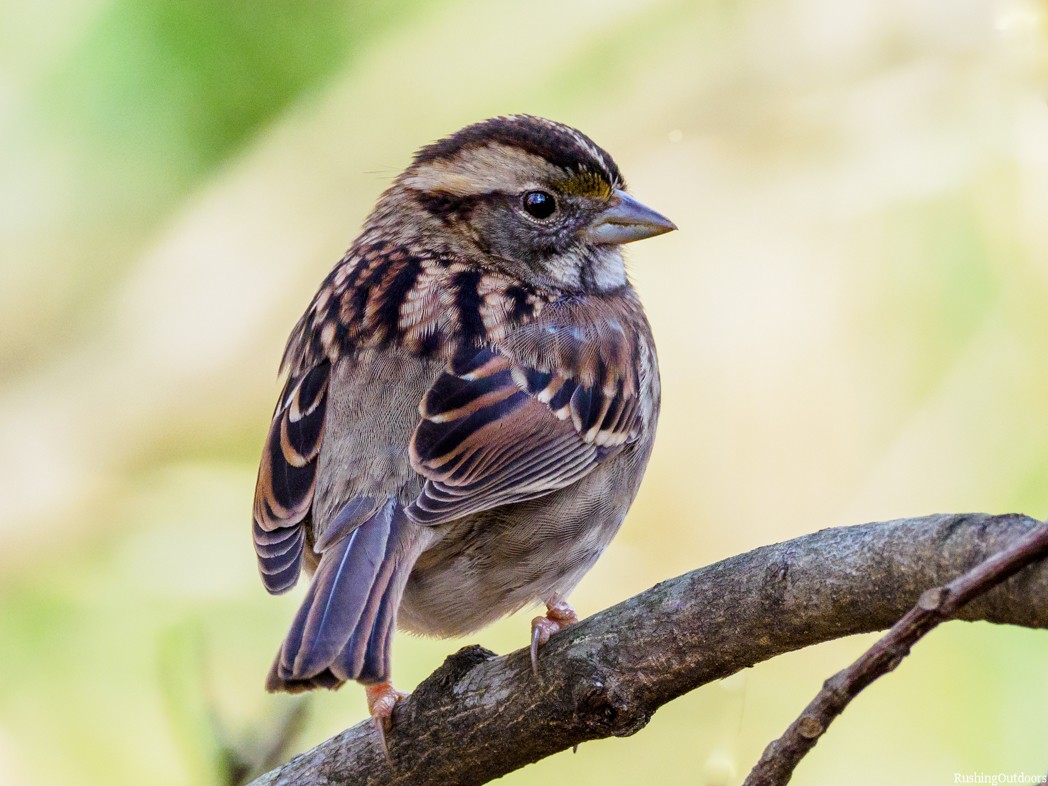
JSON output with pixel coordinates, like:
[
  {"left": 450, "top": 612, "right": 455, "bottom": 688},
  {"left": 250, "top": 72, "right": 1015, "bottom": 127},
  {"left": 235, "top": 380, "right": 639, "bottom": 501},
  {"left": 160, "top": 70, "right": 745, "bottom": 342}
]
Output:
[
  {"left": 364, "top": 681, "right": 408, "bottom": 762},
  {"left": 530, "top": 595, "right": 579, "bottom": 676}
]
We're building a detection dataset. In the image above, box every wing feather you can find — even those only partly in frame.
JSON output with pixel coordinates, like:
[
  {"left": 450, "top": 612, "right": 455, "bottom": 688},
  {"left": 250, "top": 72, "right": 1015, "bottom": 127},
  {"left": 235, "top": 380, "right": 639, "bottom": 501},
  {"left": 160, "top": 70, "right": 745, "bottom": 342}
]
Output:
[
  {"left": 252, "top": 362, "right": 331, "bottom": 594},
  {"left": 406, "top": 313, "right": 644, "bottom": 526}
]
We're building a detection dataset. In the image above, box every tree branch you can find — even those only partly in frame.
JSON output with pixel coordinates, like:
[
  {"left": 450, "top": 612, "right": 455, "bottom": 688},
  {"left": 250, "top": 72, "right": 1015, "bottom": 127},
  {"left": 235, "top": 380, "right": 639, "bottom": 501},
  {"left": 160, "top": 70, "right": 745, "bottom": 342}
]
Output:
[
  {"left": 248, "top": 513, "right": 1048, "bottom": 786},
  {"left": 743, "top": 518, "right": 1048, "bottom": 786}
]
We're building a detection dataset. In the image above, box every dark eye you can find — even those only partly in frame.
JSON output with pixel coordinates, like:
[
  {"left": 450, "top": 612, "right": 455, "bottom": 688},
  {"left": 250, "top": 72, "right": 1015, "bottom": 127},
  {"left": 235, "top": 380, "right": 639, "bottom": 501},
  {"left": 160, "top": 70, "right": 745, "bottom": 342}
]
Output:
[{"left": 521, "top": 190, "right": 557, "bottom": 220}]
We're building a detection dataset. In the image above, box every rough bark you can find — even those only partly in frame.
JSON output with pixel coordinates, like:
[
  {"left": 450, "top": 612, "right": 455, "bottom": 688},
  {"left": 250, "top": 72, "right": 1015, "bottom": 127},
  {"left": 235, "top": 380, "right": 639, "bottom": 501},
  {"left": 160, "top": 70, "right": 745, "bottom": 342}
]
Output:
[{"left": 249, "top": 513, "right": 1048, "bottom": 786}]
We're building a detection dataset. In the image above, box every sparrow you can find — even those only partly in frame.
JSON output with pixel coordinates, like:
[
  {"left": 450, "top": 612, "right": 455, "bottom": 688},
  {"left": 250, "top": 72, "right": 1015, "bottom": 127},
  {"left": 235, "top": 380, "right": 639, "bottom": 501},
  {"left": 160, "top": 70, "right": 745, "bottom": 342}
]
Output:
[{"left": 252, "top": 114, "right": 675, "bottom": 752}]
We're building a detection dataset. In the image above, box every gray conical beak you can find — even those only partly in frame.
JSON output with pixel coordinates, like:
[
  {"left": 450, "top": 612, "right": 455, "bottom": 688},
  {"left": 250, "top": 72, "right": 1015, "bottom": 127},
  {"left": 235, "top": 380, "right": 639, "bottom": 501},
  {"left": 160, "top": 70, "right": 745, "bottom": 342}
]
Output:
[{"left": 585, "top": 189, "right": 677, "bottom": 245}]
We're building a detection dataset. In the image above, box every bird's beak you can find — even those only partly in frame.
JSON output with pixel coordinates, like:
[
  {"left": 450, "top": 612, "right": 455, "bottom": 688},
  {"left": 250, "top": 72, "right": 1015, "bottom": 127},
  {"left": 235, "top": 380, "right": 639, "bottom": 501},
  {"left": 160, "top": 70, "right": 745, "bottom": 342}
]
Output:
[{"left": 585, "top": 189, "right": 677, "bottom": 245}]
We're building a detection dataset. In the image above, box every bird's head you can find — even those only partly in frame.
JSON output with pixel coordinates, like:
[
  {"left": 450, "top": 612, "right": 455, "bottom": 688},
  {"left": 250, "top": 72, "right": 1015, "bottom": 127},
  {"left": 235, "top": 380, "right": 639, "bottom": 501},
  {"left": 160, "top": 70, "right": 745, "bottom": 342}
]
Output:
[{"left": 387, "top": 115, "right": 675, "bottom": 293}]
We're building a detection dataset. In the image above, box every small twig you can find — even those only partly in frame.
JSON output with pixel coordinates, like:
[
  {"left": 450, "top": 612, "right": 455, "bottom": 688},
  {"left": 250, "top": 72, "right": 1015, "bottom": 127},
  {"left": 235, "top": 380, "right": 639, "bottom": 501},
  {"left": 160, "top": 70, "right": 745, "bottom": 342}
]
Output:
[{"left": 744, "top": 519, "right": 1048, "bottom": 786}]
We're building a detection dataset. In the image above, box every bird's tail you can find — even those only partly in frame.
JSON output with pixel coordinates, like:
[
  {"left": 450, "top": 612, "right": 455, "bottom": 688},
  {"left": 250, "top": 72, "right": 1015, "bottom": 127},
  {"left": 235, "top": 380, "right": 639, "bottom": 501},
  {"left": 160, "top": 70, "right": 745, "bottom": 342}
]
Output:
[{"left": 266, "top": 499, "right": 422, "bottom": 692}]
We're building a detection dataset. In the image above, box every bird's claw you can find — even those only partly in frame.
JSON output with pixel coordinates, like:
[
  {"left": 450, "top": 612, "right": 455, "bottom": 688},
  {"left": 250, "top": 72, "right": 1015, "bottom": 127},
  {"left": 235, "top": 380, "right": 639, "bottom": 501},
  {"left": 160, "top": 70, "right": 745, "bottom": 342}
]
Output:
[
  {"left": 529, "top": 599, "right": 579, "bottom": 677},
  {"left": 365, "top": 682, "right": 408, "bottom": 763}
]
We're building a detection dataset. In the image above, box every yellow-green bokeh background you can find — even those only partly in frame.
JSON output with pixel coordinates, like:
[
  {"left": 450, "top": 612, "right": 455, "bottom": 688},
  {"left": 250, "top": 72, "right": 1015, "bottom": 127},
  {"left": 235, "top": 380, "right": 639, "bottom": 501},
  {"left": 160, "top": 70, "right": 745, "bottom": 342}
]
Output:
[{"left": 2, "top": 1, "right": 1047, "bottom": 783}]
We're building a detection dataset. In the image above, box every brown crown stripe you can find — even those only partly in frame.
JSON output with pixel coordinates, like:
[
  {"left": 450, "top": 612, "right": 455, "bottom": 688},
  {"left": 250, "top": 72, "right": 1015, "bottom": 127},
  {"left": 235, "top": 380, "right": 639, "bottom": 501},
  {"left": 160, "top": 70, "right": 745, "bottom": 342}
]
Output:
[{"left": 412, "top": 115, "right": 622, "bottom": 187}]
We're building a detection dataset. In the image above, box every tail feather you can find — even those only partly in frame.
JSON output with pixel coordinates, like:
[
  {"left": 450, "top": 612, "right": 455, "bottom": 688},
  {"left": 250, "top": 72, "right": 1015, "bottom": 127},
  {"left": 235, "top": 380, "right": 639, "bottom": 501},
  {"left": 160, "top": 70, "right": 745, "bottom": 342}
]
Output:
[
  {"left": 343, "top": 540, "right": 403, "bottom": 682},
  {"left": 266, "top": 498, "right": 420, "bottom": 692},
  {"left": 361, "top": 578, "right": 398, "bottom": 682},
  {"left": 293, "top": 506, "right": 391, "bottom": 676}
]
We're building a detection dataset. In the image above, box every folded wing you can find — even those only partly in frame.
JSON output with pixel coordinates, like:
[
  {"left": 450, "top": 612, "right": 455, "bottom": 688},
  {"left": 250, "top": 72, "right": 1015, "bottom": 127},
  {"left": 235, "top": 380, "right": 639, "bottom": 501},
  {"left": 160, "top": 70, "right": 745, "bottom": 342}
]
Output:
[
  {"left": 407, "top": 306, "right": 645, "bottom": 525},
  {"left": 252, "top": 362, "right": 330, "bottom": 593}
]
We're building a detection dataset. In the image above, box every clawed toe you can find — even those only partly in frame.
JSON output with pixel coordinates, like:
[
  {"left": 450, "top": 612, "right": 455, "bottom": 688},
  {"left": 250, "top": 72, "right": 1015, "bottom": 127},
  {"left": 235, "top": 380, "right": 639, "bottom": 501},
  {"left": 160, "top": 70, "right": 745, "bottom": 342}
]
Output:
[
  {"left": 530, "top": 617, "right": 557, "bottom": 675},
  {"left": 365, "top": 682, "right": 408, "bottom": 762},
  {"left": 529, "top": 598, "right": 579, "bottom": 676}
]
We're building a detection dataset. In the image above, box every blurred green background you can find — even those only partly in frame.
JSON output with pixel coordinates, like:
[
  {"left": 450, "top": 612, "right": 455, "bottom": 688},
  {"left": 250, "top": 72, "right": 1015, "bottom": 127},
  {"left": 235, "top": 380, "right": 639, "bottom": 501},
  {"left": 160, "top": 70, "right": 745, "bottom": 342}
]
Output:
[{"left": 2, "top": 0, "right": 1048, "bottom": 783}]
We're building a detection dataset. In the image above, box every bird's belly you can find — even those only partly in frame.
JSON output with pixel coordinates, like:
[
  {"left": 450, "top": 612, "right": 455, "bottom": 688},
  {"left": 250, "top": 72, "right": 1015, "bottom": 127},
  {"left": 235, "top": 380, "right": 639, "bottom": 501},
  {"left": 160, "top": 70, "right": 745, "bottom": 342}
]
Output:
[{"left": 397, "top": 451, "right": 645, "bottom": 638}]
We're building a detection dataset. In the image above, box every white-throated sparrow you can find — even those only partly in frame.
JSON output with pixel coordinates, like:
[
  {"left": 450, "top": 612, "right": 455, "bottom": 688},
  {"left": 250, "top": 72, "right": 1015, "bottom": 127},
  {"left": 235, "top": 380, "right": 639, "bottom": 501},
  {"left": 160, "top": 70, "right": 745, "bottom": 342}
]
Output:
[{"left": 253, "top": 115, "right": 674, "bottom": 748}]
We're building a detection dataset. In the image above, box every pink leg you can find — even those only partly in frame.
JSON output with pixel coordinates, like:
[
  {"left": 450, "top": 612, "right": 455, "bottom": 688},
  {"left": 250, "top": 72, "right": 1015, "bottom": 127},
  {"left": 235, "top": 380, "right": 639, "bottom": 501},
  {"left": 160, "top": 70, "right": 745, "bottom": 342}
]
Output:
[
  {"left": 365, "top": 681, "right": 408, "bottom": 762},
  {"left": 530, "top": 596, "right": 579, "bottom": 676}
]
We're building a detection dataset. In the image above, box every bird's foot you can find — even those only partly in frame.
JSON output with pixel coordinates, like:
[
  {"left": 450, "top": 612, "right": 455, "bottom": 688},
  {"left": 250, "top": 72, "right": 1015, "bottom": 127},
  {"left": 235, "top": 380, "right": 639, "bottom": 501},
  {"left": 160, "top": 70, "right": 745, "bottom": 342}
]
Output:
[
  {"left": 365, "top": 681, "right": 408, "bottom": 762},
  {"left": 530, "top": 598, "right": 579, "bottom": 676}
]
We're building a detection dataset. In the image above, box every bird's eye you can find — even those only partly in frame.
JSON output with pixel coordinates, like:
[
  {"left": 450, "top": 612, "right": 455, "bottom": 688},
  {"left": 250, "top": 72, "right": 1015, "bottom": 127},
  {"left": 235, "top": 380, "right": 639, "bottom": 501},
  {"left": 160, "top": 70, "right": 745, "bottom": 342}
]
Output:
[{"left": 521, "top": 190, "right": 557, "bottom": 220}]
